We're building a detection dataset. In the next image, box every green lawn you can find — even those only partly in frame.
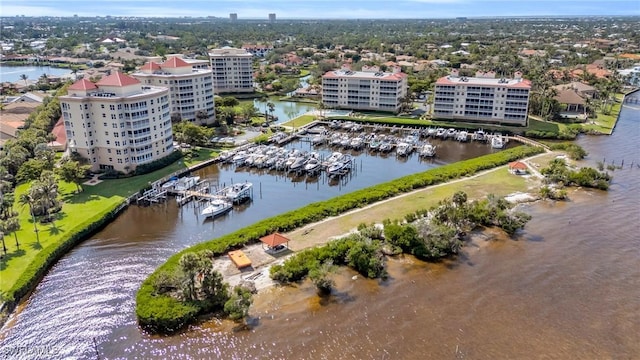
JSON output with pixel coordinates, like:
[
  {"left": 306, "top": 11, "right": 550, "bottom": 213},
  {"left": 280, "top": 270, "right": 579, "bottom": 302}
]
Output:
[
  {"left": 0, "top": 160, "right": 191, "bottom": 296},
  {"left": 183, "top": 147, "right": 219, "bottom": 168},
  {"left": 280, "top": 114, "right": 316, "bottom": 128},
  {"left": 581, "top": 94, "right": 624, "bottom": 135}
]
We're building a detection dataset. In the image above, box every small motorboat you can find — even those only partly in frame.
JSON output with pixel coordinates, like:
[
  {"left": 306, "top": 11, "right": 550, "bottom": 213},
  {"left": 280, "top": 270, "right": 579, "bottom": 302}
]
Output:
[
  {"left": 419, "top": 143, "right": 436, "bottom": 157},
  {"left": 201, "top": 199, "right": 232, "bottom": 219},
  {"left": 491, "top": 135, "right": 505, "bottom": 149}
]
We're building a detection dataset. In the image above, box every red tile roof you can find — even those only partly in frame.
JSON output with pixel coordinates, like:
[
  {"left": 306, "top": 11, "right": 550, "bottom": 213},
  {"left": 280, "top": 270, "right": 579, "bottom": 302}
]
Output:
[
  {"left": 435, "top": 76, "right": 455, "bottom": 85},
  {"left": 260, "top": 233, "right": 290, "bottom": 247},
  {"left": 68, "top": 78, "right": 98, "bottom": 91},
  {"left": 508, "top": 161, "right": 528, "bottom": 170},
  {"left": 96, "top": 72, "right": 140, "bottom": 87},
  {"left": 162, "top": 57, "right": 190, "bottom": 68},
  {"left": 51, "top": 117, "right": 67, "bottom": 146},
  {"left": 140, "top": 61, "right": 161, "bottom": 71}
]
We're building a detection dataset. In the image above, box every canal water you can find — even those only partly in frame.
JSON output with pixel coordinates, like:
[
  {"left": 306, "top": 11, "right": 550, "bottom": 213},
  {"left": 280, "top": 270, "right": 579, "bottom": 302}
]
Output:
[
  {"left": 1, "top": 95, "right": 638, "bottom": 358},
  {"left": 252, "top": 97, "right": 317, "bottom": 125},
  {"left": 0, "top": 65, "right": 72, "bottom": 83}
]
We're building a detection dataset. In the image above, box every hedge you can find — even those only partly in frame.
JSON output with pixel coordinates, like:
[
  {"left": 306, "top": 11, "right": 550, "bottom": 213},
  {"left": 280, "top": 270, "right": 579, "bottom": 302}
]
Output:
[{"left": 136, "top": 145, "right": 544, "bottom": 333}]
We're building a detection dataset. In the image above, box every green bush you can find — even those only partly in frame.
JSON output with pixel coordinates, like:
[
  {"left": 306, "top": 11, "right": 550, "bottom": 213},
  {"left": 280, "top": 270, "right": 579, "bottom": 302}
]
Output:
[
  {"left": 134, "top": 151, "right": 183, "bottom": 176},
  {"left": 136, "top": 145, "right": 544, "bottom": 333}
]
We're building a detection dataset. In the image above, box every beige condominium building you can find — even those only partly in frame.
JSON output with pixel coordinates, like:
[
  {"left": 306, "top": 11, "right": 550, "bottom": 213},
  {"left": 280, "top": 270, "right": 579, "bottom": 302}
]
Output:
[
  {"left": 60, "top": 72, "right": 174, "bottom": 172},
  {"left": 322, "top": 65, "right": 408, "bottom": 113},
  {"left": 208, "top": 47, "right": 254, "bottom": 94},
  {"left": 132, "top": 56, "right": 215, "bottom": 125},
  {"left": 433, "top": 70, "right": 532, "bottom": 126}
]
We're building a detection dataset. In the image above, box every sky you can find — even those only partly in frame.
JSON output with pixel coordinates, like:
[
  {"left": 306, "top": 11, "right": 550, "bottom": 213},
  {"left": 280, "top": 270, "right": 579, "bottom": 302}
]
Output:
[{"left": 1, "top": 0, "right": 639, "bottom": 19}]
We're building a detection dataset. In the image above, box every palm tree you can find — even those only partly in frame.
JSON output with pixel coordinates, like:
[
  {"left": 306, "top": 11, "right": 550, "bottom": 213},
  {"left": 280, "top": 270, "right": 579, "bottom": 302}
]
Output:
[
  {"left": 2, "top": 216, "right": 21, "bottom": 249},
  {"left": 266, "top": 102, "right": 275, "bottom": 124},
  {"left": 20, "top": 74, "right": 28, "bottom": 86},
  {"left": 19, "top": 193, "right": 39, "bottom": 244},
  {"left": 0, "top": 231, "right": 6, "bottom": 255},
  {"left": 71, "top": 67, "right": 79, "bottom": 80}
]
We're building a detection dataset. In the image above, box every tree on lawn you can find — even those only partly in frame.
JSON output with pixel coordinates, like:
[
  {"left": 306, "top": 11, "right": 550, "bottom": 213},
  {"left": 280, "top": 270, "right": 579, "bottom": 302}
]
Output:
[
  {"left": 57, "top": 160, "right": 90, "bottom": 193},
  {"left": 1, "top": 216, "right": 21, "bottom": 249},
  {"left": 18, "top": 193, "right": 39, "bottom": 244},
  {"left": 20, "top": 74, "right": 28, "bottom": 86},
  {"left": 29, "top": 170, "right": 62, "bottom": 225}
]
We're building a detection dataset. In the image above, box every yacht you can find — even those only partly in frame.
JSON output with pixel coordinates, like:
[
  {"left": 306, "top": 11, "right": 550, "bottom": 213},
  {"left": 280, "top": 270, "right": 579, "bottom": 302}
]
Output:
[
  {"left": 173, "top": 176, "right": 200, "bottom": 192},
  {"left": 201, "top": 199, "right": 232, "bottom": 219},
  {"left": 220, "top": 182, "right": 253, "bottom": 203}
]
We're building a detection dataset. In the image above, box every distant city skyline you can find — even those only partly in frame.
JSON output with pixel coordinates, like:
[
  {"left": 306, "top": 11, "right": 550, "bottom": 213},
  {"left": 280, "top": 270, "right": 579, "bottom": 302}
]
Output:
[{"left": 2, "top": 0, "right": 639, "bottom": 19}]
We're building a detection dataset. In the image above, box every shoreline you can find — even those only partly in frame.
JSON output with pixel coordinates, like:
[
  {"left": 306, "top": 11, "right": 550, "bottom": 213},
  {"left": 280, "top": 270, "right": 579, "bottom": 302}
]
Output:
[{"left": 214, "top": 152, "right": 553, "bottom": 295}]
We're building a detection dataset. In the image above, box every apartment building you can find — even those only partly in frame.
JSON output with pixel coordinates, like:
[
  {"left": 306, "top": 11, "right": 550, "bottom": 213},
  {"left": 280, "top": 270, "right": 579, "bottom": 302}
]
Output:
[
  {"left": 208, "top": 47, "right": 254, "bottom": 94},
  {"left": 322, "top": 65, "right": 408, "bottom": 113},
  {"left": 132, "top": 56, "right": 215, "bottom": 125},
  {"left": 60, "top": 72, "right": 174, "bottom": 172},
  {"left": 433, "top": 70, "right": 531, "bottom": 126}
]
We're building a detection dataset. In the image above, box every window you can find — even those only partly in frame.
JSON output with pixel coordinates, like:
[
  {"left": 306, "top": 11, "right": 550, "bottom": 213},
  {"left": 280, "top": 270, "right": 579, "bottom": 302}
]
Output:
[
  {"left": 101, "top": 104, "right": 105, "bottom": 109},
  {"left": 115, "top": 141, "right": 120, "bottom": 146},
  {"left": 110, "top": 105, "right": 115, "bottom": 110},
  {"left": 105, "top": 131, "right": 109, "bottom": 136},
  {"left": 106, "top": 140, "right": 110, "bottom": 145},
  {"left": 109, "top": 158, "right": 113, "bottom": 162},
  {"left": 107, "top": 149, "right": 111, "bottom": 153}
]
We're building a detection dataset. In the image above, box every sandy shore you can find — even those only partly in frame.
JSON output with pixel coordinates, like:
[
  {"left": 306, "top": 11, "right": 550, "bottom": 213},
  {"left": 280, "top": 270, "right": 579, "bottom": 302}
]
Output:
[{"left": 214, "top": 152, "right": 555, "bottom": 292}]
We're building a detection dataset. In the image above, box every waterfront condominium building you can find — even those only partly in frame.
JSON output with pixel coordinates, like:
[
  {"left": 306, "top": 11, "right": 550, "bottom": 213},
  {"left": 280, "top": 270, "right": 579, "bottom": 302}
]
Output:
[
  {"left": 132, "top": 56, "right": 215, "bottom": 125},
  {"left": 433, "top": 70, "right": 532, "bottom": 126},
  {"left": 322, "top": 65, "right": 408, "bottom": 113},
  {"left": 60, "top": 72, "right": 174, "bottom": 172},
  {"left": 208, "top": 47, "right": 254, "bottom": 94}
]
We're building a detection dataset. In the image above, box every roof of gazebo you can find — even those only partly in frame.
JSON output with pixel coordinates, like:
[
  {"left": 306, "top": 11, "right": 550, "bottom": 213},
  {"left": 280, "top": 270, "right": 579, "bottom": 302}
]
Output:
[{"left": 259, "top": 233, "right": 290, "bottom": 247}]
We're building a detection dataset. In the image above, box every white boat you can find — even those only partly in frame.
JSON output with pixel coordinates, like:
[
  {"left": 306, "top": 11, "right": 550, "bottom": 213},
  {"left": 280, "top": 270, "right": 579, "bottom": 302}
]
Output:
[
  {"left": 445, "top": 128, "right": 457, "bottom": 139},
  {"left": 174, "top": 176, "right": 200, "bottom": 191},
  {"left": 289, "top": 155, "right": 308, "bottom": 171},
  {"left": 396, "top": 142, "right": 412, "bottom": 156},
  {"left": 220, "top": 182, "right": 253, "bottom": 203},
  {"left": 311, "top": 134, "right": 326, "bottom": 145},
  {"left": 419, "top": 143, "right": 436, "bottom": 157},
  {"left": 304, "top": 158, "right": 322, "bottom": 173},
  {"left": 218, "top": 150, "right": 233, "bottom": 162},
  {"left": 327, "top": 159, "right": 351, "bottom": 176},
  {"left": 456, "top": 131, "right": 469, "bottom": 142},
  {"left": 491, "top": 136, "right": 505, "bottom": 149},
  {"left": 474, "top": 129, "right": 487, "bottom": 142},
  {"left": 326, "top": 152, "right": 343, "bottom": 163},
  {"left": 379, "top": 141, "right": 393, "bottom": 152},
  {"left": 161, "top": 176, "right": 179, "bottom": 189},
  {"left": 201, "top": 199, "right": 232, "bottom": 219},
  {"left": 435, "top": 128, "right": 446, "bottom": 138},
  {"left": 349, "top": 136, "right": 364, "bottom": 149}
]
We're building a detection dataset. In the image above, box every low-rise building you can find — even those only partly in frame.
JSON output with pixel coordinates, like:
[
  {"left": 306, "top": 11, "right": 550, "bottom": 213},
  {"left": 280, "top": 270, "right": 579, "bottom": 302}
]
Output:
[
  {"left": 433, "top": 70, "right": 531, "bottom": 126},
  {"left": 322, "top": 65, "right": 408, "bottom": 113},
  {"left": 208, "top": 47, "right": 254, "bottom": 94},
  {"left": 132, "top": 56, "right": 215, "bottom": 124},
  {"left": 60, "top": 73, "right": 174, "bottom": 172}
]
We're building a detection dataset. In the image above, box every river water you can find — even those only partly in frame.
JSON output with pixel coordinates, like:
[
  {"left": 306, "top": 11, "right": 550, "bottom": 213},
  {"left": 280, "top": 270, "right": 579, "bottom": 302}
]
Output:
[{"left": 1, "top": 95, "right": 638, "bottom": 359}]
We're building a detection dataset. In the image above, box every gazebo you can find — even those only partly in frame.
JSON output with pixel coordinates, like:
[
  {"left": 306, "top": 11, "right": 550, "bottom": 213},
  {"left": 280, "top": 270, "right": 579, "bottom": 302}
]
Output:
[
  {"left": 259, "top": 233, "right": 290, "bottom": 251},
  {"left": 508, "top": 161, "right": 528, "bottom": 175}
]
